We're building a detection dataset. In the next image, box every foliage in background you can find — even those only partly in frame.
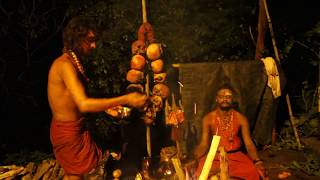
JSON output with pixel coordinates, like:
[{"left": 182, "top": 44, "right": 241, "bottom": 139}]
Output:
[
  {"left": 289, "top": 153, "right": 320, "bottom": 176},
  {"left": 270, "top": 123, "right": 320, "bottom": 176},
  {"left": 271, "top": 134, "right": 301, "bottom": 151},
  {"left": 282, "top": 22, "right": 319, "bottom": 117},
  {"left": 148, "top": 0, "right": 257, "bottom": 62},
  {"left": 273, "top": 1, "right": 319, "bottom": 119},
  {"left": 0, "top": 0, "right": 68, "bottom": 154},
  {"left": 1, "top": 151, "right": 53, "bottom": 166}
]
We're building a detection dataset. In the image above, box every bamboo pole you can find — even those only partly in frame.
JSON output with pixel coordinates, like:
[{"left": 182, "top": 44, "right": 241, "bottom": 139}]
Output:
[
  {"left": 255, "top": 0, "right": 267, "bottom": 60},
  {"left": 145, "top": 72, "right": 151, "bottom": 157},
  {"left": 262, "top": 0, "right": 280, "bottom": 64},
  {"left": 142, "top": 0, "right": 147, "bottom": 23},
  {"left": 172, "top": 63, "right": 180, "bottom": 68},
  {"left": 286, "top": 95, "right": 302, "bottom": 149},
  {"left": 318, "top": 52, "right": 320, "bottom": 114},
  {"left": 199, "top": 136, "right": 221, "bottom": 180},
  {"left": 141, "top": 0, "right": 152, "bottom": 158}
]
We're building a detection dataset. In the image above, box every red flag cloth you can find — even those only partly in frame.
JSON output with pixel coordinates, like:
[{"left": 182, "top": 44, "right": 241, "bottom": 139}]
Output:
[
  {"left": 255, "top": 0, "right": 268, "bottom": 60},
  {"left": 50, "top": 118, "right": 102, "bottom": 175}
]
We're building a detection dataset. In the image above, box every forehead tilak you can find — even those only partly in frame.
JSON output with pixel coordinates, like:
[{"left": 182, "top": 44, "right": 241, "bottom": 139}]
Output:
[{"left": 217, "top": 89, "right": 233, "bottom": 96}]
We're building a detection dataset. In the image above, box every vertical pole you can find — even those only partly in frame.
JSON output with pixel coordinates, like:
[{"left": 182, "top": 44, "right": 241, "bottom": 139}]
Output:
[
  {"left": 318, "top": 52, "right": 320, "bottom": 114},
  {"left": 286, "top": 94, "right": 302, "bottom": 149},
  {"left": 262, "top": 0, "right": 280, "bottom": 64},
  {"left": 142, "top": 0, "right": 148, "bottom": 23},
  {"left": 141, "top": 0, "right": 152, "bottom": 157},
  {"left": 146, "top": 74, "right": 151, "bottom": 157},
  {"left": 255, "top": 0, "right": 267, "bottom": 60}
]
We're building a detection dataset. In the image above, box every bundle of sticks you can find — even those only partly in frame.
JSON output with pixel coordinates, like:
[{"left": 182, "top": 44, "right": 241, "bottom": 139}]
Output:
[{"left": 0, "top": 159, "right": 63, "bottom": 180}]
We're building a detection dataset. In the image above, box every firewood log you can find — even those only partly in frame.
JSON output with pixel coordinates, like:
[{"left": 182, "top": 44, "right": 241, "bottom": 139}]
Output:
[
  {"left": 42, "top": 169, "right": 53, "bottom": 180},
  {"left": 219, "top": 147, "right": 228, "bottom": 180},
  {"left": 19, "top": 162, "right": 36, "bottom": 177},
  {"left": 0, "top": 166, "right": 24, "bottom": 179},
  {"left": 42, "top": 166, "right": 54, "bottom": 180},
  {"left": 0, "top": 165, "right": 17, "bottom": 169},
  {"left": 21, "top": 174, "right": 32, "bottom": 180},
  {"left": 50, "top": 160, "right": 61, "bottom": 179},
  {"left": 32, "top": 159, "right": 54, "bottom": 180},
  {"left": 57, "top": 167, "right": 64, "bottom": 179}
]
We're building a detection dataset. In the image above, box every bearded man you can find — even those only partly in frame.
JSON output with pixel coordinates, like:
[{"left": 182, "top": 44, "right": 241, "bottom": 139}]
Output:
[
  {"left": 194, "top": 84, "right": 267, "bottom": 180},
  {"left": 48, "top": 16, "right": 147, "bottom": 180}
]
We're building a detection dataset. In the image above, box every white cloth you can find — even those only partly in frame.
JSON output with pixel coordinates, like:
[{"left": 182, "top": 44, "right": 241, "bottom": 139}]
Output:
[{"left": 261, "top": 57, "right": 281, "bottom": 98}]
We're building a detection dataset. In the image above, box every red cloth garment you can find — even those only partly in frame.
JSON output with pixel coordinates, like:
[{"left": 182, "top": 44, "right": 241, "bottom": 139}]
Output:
[
  {"left": 50, "top": 118, "right": 102, "bottom": 175},
  {"left": 211, "top": 110, "right": 241, "bottom": 152},
  {"left": 195, "top": 110, "right": 260, "bottom": 180}
]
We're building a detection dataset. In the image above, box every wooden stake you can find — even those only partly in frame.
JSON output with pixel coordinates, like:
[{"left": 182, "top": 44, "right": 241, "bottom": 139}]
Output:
[
  {"left": 262, "top": 0, "right": 280, "bottom": 64},
  {"left": 286, "top": 94, "right": 302, "bottom": 150},
  {"left": 199, "top": 135, "right": 221, "bottom": 180},
  {"left": 141, "top": 0, "right": 151, "bottom": 157},
  {"left": 141, "top": 0, "right": 147, "bottom": 23},
  {"left": 145, "top": 67, "right": 151, "bottom": 157},
  {"left": 172, "top": 158, "right": 185, "bottom": 180},
  {"left": 146, "top": 126, "right": 151, "bottom": 157}
]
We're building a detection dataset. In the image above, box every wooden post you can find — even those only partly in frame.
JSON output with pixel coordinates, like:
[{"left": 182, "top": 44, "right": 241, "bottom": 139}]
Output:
[
  {"left": 262, "top": 0, "right": 280, "bottom": 64},
  {"left": 141, "top": 0, "right": 147, "bottom": 23},
  {"left": 255, "top": 0, "right": 267, "bottom": 60},
  {"left": 141, "top": 0, "right": 152, "bottom": 158},
  {"left": 318, "top": 58, "right": 320, "bottom": 114},
  {"left": 286, "top": 94, "right": 302, "bottom": 149},
  {"left": 199, "top": 135, "right": 221, "bottom": 180}
]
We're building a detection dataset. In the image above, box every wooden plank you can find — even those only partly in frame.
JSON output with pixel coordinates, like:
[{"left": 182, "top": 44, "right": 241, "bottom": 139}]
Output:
[{"left": 199, "top": 135, "right": 221, "bottom": 180}]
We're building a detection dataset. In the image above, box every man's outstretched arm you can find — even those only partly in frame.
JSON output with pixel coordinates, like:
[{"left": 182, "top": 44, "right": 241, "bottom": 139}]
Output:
[{"left": 194, "top": 114, "right": 212, "bottom": 159}]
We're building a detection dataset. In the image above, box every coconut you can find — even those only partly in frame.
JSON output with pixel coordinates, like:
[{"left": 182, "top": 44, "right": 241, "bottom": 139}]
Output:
[
  {"left": 126, "top": 69, "right": 144, "bottom": 83},
  {"left": 126, "top": 84, "right": 144, "bottom": 93},
  {"left": 131, "top": 40, "right": 146, "bottom": 55},
  {"left": 153, "top": 73, "right": 167, "bottom": 83},
  {"left": 146, "top": 43, "right": 162, "bottom": 61},
  {"left": 112, "top": 169, "right": 122, "bottom": 178},
  {"left": 151, "top": 59, "right": 164, "bottom": 73},
  {"left": 150, "top": 95, "right": 163, "bottom": 112},
  {"left": 130, "top": 54, "right": 146, "bottom": 70},
  {"left": 152, "top": 83, "right": 170, "bottom": 99}
]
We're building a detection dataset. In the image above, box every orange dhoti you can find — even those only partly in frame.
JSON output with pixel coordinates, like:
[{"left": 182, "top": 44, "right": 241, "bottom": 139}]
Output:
[
  {"left": 50, "top": 118, "right": 102, "bottom": 175},
  {"left": 195, "top": 151, "right": 260, "bottom": 180}
]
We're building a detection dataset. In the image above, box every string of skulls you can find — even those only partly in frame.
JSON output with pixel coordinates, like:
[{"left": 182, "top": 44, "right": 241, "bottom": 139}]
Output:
[{"left": 126, "top": 22, "right": 170, "bottom": 125}]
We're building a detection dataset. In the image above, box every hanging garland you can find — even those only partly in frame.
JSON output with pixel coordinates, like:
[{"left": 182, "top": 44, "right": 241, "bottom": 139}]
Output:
[
  {"left": 126, "top": 23, "right": 170, "bottom": 125},
  {"left": 67, "top": 50, "right": 90, "bottom": 82}
]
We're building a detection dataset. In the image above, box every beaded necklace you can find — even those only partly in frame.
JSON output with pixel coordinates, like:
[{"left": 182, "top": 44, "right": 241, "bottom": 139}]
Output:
[
  {"left": 67, "top": 50, "right": 90, "bottom": 82},
  {"left": 216, "top": 110, "right": 234, "bottom": 144}
]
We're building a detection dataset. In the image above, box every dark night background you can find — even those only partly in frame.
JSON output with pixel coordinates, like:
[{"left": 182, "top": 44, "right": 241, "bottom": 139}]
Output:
[{"left": 0, "top": 0, "right": 319, "bottom": 164}]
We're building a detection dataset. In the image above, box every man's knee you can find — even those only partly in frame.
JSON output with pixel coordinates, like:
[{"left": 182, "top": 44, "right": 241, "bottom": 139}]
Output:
[{"left": 63, "top": 174, "right": 83, "bottom": 180}]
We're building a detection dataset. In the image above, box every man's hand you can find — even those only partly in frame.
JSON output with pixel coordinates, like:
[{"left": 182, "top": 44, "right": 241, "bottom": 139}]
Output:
[
  {"left": 105, "top": 107, "right": 120, "bottom": 117},
  {"left": 255, "top": 161, "right": 268, "bottom": 179},
  {"left": 126, "top": 92, "right": 147, "bottom": 108}
]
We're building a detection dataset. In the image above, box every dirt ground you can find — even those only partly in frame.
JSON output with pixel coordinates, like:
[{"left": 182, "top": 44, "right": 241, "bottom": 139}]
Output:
[
  {"left": 259, "top": 150, "right": 316, "bottom": 180},
  {"left": 110, "top": 136, "right": 320, "bottom": 179},
  {"left": 259, "top": 137, "right": 320, "bottom": 180}
]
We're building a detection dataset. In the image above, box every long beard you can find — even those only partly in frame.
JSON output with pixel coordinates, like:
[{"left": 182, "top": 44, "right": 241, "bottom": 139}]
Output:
[
  {"left": 220, "top": 101, "right": 233, "bottom": 111},
  {"left": 220, "top": 106, "right": 233, "bottom": 111}
]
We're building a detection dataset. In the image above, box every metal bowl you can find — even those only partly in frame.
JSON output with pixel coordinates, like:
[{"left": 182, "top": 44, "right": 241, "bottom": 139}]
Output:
[{"left": 120, "top": 107, "right": 131, "bottom": 118}]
